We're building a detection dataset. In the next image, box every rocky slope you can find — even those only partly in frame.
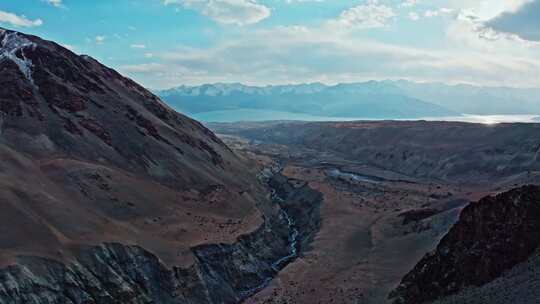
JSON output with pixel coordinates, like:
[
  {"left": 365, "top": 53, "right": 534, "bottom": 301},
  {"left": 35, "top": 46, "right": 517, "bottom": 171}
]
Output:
[
  {"left": 0, "top": 26, "right": 256, "bottom": 266},
  {"left": 390, "top": 185, "right": 540, "bottom": 304},
  {"left": 433, "top": 248, "right": 540, "bottom": 304},
  {"left": 0, "top": 170, "right": 322, "bottom": 304},
  {"left": 0, "top": 27, "right": 322, "bottom": 303}
]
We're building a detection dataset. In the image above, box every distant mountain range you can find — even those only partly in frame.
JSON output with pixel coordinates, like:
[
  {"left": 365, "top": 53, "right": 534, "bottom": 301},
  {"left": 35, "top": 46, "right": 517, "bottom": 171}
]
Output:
[
  {"left": 390, "top": 80, "right": 540, "bottom": 115},
  {"left": 157, "top": 81, "right": 540, "bottom": 121}
]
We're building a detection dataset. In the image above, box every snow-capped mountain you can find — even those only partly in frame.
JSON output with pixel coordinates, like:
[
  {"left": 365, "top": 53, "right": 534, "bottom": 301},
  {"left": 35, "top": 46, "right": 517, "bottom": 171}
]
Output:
[
  {"left": 157, "top": 81, "right": 540, "bottom": 121},
  {"left": 158, "top": 82, "right": 328, "bottom": 97},
  {"left": 157, "top": 82, "right": 455, "bottom": 119}
]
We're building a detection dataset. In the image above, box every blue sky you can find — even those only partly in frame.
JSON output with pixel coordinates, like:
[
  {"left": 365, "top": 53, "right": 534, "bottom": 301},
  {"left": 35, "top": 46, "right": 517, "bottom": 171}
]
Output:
[{"left": 1, "top": 0, "right": 540, "bottom": 89}]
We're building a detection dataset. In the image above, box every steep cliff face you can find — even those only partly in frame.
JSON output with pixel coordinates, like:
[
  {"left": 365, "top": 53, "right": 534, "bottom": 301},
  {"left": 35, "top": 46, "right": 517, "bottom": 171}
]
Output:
[
  {"left": 191, "top": 172, "right": 322, "bottom": 303},
  {"left": 433, "top": 248, "right": 540, "bottom": 304},
  {"left": 390, "top": 185, "right": 540, "bottom": 304},
  {"left": 0, "top": 27, "right": 323, "bottom": 303}
]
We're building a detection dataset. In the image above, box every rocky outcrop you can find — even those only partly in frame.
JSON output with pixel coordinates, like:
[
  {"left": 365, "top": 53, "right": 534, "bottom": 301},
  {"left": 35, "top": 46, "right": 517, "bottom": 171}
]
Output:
[
  {"left": 390, "top": 185, "right": 540, "bottom": 304},
  {"left": 188, "top": 171, "right": 322, "bottom": 303},
  {"left": 0, "top": 172, "right": 323, "bottom": 304},
  {"left": 399, "top": 209, "right": 440, "bottom": 225},
  {"left": 433, "top": 248, "right": 540, "bottom": 304}
]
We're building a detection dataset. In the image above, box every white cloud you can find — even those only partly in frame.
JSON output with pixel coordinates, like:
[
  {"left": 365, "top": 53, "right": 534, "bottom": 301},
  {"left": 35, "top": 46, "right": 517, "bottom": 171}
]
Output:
[
  {"left": 408, "top": 12, "right": 420, "bottom": 21},
  {"left": 164, "top": 0, "right": 270, "bottom": 26},
  {"left": 444, "top": 0, "right": 539, "bottom": 46},
  {"left": 0, "top": 10, "right": 43, "bottom": 27},
  {"left": 130, "top": 44, "right": 146, "bottom": 49},
  {"left": 46, "top": 0, "right": 64, "bottom": 8},
  {"left": 95, "top": 35, "right": 106, "bottom": 44},
  {"left": 119, "top": 21, "right": 540, "bottom": 89},
  {"left": 62, "top": 44, "right": 76, "bottom": 51},
  {"left": 121, "top": 63, "right": 168, "bottom": 73},
  {"left": 144, "top": 53, "right": 154, "bottom": 58},
  {"left": 327, "top": 3, "right": 396, "bottom": 30},
  {"left": 445, "top": 0, "right": 531, "bottom": 21},
  {"left": 440, "top": 8, "right": 454, "bottom": 14},
  {"left": 486, "top": 0, "right": 540, "bottom": 42},
  {"left": 285, "top": 0, "right": 325, "bottom": 3},
  {"left": 115, "top": 1, "right": 540, "bottom": 90},
  {"left": 401, "top": 0, "right": 420, "bottom": 8},
  {"left": 424, "top": 8, "right": 454, "bottom": 18},
  {"left": 424, "top": 10, "right": 438, "bottom": 17}
]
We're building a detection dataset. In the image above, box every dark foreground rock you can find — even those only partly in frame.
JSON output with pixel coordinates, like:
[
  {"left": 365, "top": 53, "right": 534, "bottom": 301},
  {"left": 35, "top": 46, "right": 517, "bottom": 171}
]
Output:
[
  {"left": 390, "top": 185, "right": 540, "bottom": 304},
  {"left": 0, "top": 173, "right": 322, "bottom": 304},
  {"left": 433, "top": 248, "right": 540, "bottom": 304}
]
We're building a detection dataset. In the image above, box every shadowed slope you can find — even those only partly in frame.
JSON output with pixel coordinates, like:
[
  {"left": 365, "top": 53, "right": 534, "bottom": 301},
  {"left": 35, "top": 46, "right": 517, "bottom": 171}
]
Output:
[{"left": 390, "top": 185, "right": 540, "bottom": 303}]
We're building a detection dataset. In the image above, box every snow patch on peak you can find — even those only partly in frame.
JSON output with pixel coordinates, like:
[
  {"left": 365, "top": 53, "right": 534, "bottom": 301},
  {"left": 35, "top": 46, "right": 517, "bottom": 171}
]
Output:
[
  {"left": 0, "top": 32, "right": 37, "bottom": 85},
  {"left": 159, "top": 83, "right": 332, "bottom": 97}
]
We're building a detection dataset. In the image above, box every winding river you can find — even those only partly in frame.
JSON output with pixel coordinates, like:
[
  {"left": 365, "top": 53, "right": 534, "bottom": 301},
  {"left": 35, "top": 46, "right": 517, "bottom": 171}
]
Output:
[{"left": 237, "top": 164, "right": 307, "bottom": 299}]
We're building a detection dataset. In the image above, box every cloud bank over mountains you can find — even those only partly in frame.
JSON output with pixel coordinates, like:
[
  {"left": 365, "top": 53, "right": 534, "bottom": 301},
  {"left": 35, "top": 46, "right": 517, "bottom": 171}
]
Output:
[
  {"left": 0, "top": 10, "right": 42, "bottom": 27},
  {"left": 121, "top": 0, "right": 540, "bottom": 89},
  {"left": 2, "top": 0, "right": 540, "bottom": 89}
]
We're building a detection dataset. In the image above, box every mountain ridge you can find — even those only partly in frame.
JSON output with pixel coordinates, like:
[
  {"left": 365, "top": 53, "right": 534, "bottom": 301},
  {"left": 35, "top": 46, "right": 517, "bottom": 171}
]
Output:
[
  {"left": 157, "top": 81, "right": 455, "bottom": 120},
  {"left": 157, "top": 81, "right": 540, "bottom": 120}
]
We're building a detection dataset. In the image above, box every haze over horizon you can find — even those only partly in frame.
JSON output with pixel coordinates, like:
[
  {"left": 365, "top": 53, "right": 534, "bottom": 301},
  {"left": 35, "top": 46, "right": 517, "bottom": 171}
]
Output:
[
  {"left": 157, "top": 79, "right": 540, "bottom": 90},
  {"left": 2, "top": 0, "right": 540, "bottom": 89}
]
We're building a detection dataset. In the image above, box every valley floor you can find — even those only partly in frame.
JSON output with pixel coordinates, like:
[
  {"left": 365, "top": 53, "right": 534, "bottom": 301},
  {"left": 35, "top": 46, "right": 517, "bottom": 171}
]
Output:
[{"left": 219, "top": 134, "right": 535, "bottom": 304}]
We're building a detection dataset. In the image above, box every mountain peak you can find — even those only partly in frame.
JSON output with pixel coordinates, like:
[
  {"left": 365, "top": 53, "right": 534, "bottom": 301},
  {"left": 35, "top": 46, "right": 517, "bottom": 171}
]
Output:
[
  {"left": 0, "top": 30, "right": 38, "bottom": 84},
  {"left": 0, "top": 28, "right": 262, "bottom": 271},
  {"left": 0, "top": 28, "right": 247, "bottom": 186}
]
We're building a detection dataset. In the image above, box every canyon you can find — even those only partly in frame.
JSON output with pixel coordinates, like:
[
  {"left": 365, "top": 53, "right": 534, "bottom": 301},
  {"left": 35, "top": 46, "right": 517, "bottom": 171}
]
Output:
[{"left": 213, "top": 120, "right": 540, "bottom": 303}]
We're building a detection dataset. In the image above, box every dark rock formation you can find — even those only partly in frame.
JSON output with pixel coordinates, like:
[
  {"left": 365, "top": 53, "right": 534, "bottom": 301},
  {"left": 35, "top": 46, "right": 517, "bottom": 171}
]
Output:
[
  {"left": 192, "top": 174, "right": 322, "bottom": 303},
  {"left": 433, "top": 248, "right": 540, "bottom": 304},
  {"left": 390, "top": 185, "right": 540, "bottom": 304},
  {"left": 399, "top": 209, "right": 440, "bottom": 225}
]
